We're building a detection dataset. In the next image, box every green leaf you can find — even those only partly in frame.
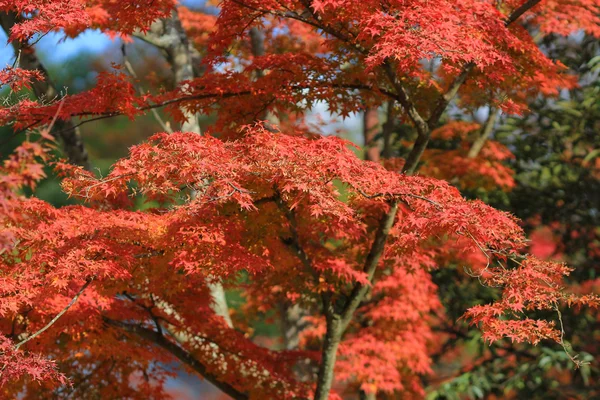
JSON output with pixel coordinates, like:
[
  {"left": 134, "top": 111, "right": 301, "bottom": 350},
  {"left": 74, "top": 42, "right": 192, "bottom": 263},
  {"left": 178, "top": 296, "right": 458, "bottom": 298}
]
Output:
[{"left": 472, "top": 386, "right": 484, "bottom": 399}]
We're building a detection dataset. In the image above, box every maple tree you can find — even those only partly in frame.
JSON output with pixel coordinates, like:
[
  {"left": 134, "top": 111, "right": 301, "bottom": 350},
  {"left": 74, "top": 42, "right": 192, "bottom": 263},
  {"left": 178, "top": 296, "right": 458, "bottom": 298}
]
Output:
[{"left": 1, "top": 0, "right": 600, "bottom": 399}]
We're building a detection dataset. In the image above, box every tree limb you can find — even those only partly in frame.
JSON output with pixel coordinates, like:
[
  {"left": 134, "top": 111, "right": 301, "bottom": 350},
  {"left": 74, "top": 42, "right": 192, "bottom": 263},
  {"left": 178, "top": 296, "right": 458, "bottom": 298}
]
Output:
[
  {"left": 468, "top": 108, "right": 500, "bottom": 158},
  {"left": 104, "top": 318, "right": 249, "bottom": 400},
  {"left": 403, "top": 0, "right": 544, "bottom": 173},
  {"left": 505, "top": 0, "right": 543, "bottom": 27},
  {"left": 15, "top": 278, "right": 93, "bottom": 351},
  {"left": 275, "top": 195, "right": 327, "bottom": 302},
  {"left": 314, "top": 201, "right": 399, "bottom": 399},
  {"left": 382, "top": 101, "right": 395, "bottom": 159},
  {"left": 121, "top": 44, "right": 173, "bottom": 133},
  {"left": 382, "top": 62, "right": 429, "bottom": 138},
  {"left": 339, "top": 201, "right": 399, "bottom": 330}
]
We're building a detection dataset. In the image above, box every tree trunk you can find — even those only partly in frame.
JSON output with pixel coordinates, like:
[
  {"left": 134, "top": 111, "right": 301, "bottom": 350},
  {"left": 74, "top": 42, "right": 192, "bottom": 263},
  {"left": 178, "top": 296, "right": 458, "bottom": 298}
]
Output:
[
  {"left": 314, "top": 314, "right": 343, "bottom": 400},
  {"left": 363, "top": 107, "right": 381, "bottom": 162},
  {"left": 382, "top": 101, "right": 395, "bottom": 159}
]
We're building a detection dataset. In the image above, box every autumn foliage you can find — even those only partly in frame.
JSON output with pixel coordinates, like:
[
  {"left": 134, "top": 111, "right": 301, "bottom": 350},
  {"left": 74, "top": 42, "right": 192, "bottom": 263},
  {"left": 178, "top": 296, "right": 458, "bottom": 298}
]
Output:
[{"left": 1, "top": 0, "right": 600, "bottom": 399}]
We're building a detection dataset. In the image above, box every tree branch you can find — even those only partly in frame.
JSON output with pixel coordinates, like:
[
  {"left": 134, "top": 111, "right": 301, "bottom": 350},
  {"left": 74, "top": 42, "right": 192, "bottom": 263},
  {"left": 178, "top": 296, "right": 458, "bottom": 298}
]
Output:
[
  {"left": 144, "top": 9, "right": 234, "bottom": 328},
  {"left": 121, "top": 44, "right": 173, "bottom": 133},
  {"left": 382, "top": 62, "right": 429, "bottom": 138},
  {"left": 314, "top": 200, "right": 399, "bottom": 399},
  {"left": 158, "top": 10, "right": 202, "bottom": 133},
  {"left": 430, "top": 0, "right": 542, "bottom": 128},
  {"left": 382, "top": 101, "right": 395, "bottom": 158},
  {"left": 505, "top": 0, "right": 543, "bottom": 27},
  {"left": 339, "top": 201, "right": 399, "bottom": 330},
  {"left": 15, "top": 278, "right": 93, "bottom": 351},
  {"left": 313, "top": 312, "right": 343, "bottom": 400},
  {"left": 403, "top": 0, "right": 543, "bottom": 173},
  {"left": 275, "top": 195, "right": 327, "bottom": 303},
  {"left": 468, "top": 107, "right": 500, "bottom": 158},
  {"left": 21, "top": 82, "right": 396, "bottom": 139},
  {"left": 104, "top": 318, "right": 249, "bottom": 400}
]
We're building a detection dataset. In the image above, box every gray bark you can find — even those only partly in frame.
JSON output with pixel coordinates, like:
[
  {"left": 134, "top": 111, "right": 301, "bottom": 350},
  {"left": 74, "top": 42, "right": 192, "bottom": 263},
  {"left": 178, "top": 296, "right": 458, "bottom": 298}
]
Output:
[
  {"left": 143, "top": 10, "right": 233, "bottom": 327},
  {"left": 313, "top": 315, "right": 342, "bottom": 400},
  {"left": 468, "top": 108, "right": 500, "bottom": 159},
  {"left": 382, "top": 101, "right": 395, "bottom": 159},
  {"left": 143, "top": 11, "right": 201, "bottom": 133}
]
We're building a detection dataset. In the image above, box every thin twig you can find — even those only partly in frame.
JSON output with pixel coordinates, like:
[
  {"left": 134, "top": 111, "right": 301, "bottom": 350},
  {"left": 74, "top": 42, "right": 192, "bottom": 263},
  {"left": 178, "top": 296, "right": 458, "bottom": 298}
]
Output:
[
  {"left": 14, "top": 278, "right": 94, "bottom": 351},
  {"left": 39, "top": 95, "right": 66, "bottom": 140},
  {"left": 554, "top": 302, "right": 588, "bottom": 369},
  {"left": 121, "top": 44, "right": 173, "bottom": 133}
]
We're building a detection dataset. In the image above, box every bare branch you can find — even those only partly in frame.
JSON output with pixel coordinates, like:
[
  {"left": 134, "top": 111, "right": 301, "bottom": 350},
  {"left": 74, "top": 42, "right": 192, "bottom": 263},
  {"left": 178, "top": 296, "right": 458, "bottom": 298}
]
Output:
[
  {"left": 15, "top": 278, "right": 93, "bottom": 351},
  {"left": 505, "top": 0, "right": 543, "bottom": 27},
  {"left": 429, "top": 63, "right": 475, "bottom": 128},
  {"left": 382, "top": 62, "right": 429, "bottom": 137},
  {"left": 121, "top": 44, "right": 173, "bottom": 133},
  {"left": 468, "top": 108, "right": 500, "bottom": 158}
]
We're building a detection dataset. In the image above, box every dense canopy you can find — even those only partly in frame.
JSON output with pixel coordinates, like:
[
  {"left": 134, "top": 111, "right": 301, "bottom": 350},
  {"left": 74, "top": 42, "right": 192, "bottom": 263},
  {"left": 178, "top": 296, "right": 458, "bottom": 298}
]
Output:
[{"left": 1, "top": 0, "right": 600, "bottom": 398}]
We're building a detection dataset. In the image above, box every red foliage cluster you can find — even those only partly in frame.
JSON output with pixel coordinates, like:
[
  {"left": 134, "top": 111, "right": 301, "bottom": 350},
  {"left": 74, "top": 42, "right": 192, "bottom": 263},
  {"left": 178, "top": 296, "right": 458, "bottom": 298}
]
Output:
[
  {"left": 1, "top": 0, "right": 600, "bottom": 398},
  {"left": 0, "top": 335, "right": 65, "bottom": 386},
  {"left": 0, "top": 0, "right": 175, "bottom": 40},
  {"left": 2, "top": 125, "right": 597, "bottom": 395},
  {"left": 0, "top": 67, "right": 44, "bottom": 92},
  {"left": 421, "top": 121, "right": 517, "bottom": 190},
  {"left": 466, "top": 256, "right": 600, "bottom": 344}
]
